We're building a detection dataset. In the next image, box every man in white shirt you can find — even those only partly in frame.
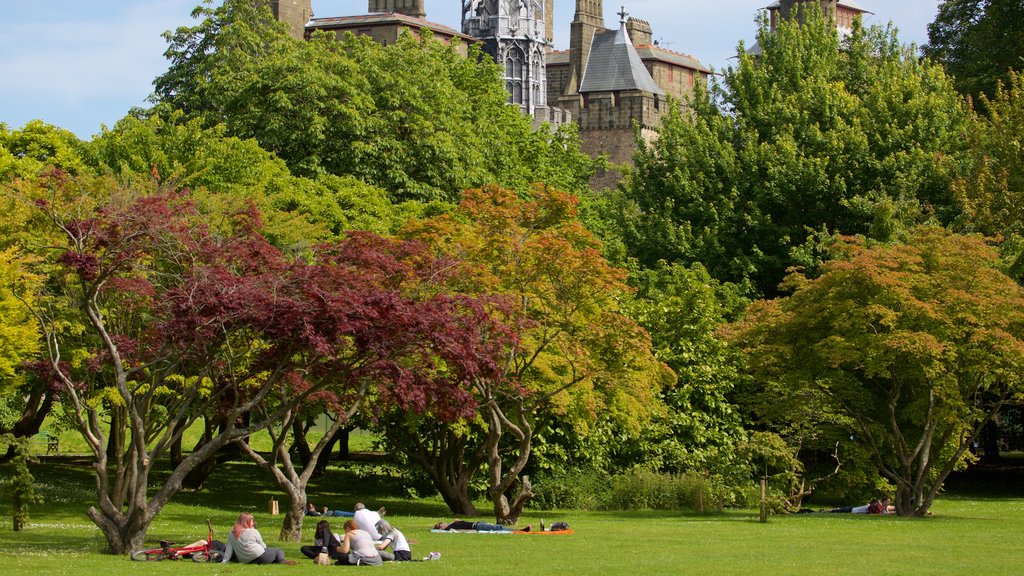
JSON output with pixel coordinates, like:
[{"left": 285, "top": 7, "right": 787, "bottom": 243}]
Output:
[{"left": 353, "top": 502, "right": 382, "bottom": 540}]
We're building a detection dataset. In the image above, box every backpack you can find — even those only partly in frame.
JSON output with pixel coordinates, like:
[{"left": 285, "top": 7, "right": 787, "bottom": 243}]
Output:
[{"left": 550, "top": 522, "right": 569, "bottom": 531}]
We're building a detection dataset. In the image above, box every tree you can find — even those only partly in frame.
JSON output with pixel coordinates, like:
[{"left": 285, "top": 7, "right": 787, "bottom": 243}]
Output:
[
  {"left": 153, "top": 0, "right": 594, "bottom": 203},
  {"left": 726, "top": 228, "right": 1024, "bottom": 515},
  {"left": 0, "top": 249, "right": 43, "bottom": 460},
  {"left": 924, "top": 0, "right": 1024, "bottom": 102},
  {"left": 7, "top": 169, "right": 513, "bottom": 552},
  {"left": 231, "top": 232, "right": 518, "bottom": 541},
  {"left": 622, "top": 7, "right": 967, "bottom": 296},
  {"left": 389, "top": 185, "right": 671, "bottom": 522},
  {"left": 951, "top": 71, "right": 1024, "bottom": 241}
]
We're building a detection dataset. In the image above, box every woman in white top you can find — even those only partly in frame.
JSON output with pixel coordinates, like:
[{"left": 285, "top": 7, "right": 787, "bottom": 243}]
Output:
[
  {"left": 375, "top": 519, "right": 412, "bottom": 561},
  {"left": 338, "top": 519, "right": 383, "bottom": 566},
  {"left": 222, "top": 512, "right": 292, "bottom": 564}
]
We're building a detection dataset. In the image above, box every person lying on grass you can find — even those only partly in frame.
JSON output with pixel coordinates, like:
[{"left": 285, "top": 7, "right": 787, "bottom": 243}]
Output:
[{"left": 433, "top": 520, "right": 531, "bottom": 532}]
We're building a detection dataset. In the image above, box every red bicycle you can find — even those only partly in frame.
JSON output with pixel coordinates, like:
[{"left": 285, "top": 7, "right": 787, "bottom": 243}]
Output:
[{"left": 131, "top": 518, "right": 222, "bottom": 562}]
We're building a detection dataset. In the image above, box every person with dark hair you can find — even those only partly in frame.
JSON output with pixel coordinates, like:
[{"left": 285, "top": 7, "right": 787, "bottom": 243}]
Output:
[
  {"left": 337, "top": 519, "right": 383, "bottom": 566},
  {"left": 222, "top": 512, "right": 295, "bottom": 564},
  {"left": 300, "top": 520, "right": 342, "bottom": 560},
  {"left": 433, "top": 519, "right": 530, "bottom": 532},
  {"left": 374, "top": 519, "right": 412, "bottom": 561}
]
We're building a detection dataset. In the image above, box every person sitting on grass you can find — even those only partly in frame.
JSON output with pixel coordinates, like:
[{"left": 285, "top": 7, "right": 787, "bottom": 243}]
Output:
[
  {"left": 433, "top": 519, "right": 530, "bottom": 532},
  {"left": 374, "top": 519, "right": 411, "bottom": 561},
  {"left": 301, "top": 520, "right": 342, "bottom": 561},
  {"left": 337, "top": 519, "right": 383, "bottom": 566},
  {"left": 222, "top": 512, "right": 296, "bottom": 565}
]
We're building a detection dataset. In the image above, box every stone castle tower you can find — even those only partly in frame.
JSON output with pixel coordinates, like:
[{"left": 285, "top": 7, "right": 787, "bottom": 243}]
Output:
[
  {"left": 368, "top": 0, "right": 426, "bottom": 18},
  {"left": 269, "top": 0, "right": 313, "bottom": 39},
  {"left": 462, "top": 1, "right": 553, "bottom": 122}
]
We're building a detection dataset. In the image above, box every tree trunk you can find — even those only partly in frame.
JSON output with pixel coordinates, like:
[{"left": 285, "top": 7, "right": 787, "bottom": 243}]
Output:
[
  {"left": 0, "top": 386, "right": 53, "bottom": 462},
  {"left": 291, "top": 419, "right": 312, "bottom": 468},
  {"left": 278, "top": 486, "right": 307, "bottom": 542},
  {"left": 981, "top": 419, "right": 1001, "bottom": 461}
]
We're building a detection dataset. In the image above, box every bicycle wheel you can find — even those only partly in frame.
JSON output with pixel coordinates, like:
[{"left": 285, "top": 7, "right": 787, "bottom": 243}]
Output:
[
  {"left": 191, "top": 551, "right": 209, "bottom": 563},
  {"left": 131, "top": 549, "right": 166, "bottom": 561}
]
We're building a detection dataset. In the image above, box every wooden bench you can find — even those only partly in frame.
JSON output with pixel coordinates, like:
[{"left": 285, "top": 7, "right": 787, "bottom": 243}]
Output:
[{"left": 29, "top": 430, "right": 59, "bottom": 454}]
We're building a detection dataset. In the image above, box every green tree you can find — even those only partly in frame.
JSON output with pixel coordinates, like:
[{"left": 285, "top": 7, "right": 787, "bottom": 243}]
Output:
[
  {"left": 924, "top": 0, "right": 1024, "bottom": 102},
  {"left": 951, "top": 71, "right": 1024, "bottom": 238},
  {"left": 153, "top": 0, "right": 594, "bottom": 203},
  {"left": 727, "top": 228, "right": 1024, "bottom": 515},
  {"left": 623, "top": 7, "right": 967, "bottom": 296}
]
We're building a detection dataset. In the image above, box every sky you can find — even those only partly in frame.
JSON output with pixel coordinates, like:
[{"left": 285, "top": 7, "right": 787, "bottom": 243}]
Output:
[{"left": 0, "top": 1, "right": 943, "bottom": 140}]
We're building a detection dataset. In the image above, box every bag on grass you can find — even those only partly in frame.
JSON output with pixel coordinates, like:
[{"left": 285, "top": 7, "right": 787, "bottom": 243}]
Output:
[{"left": 550, "top": 522, "right": 569, "bottom": 531}]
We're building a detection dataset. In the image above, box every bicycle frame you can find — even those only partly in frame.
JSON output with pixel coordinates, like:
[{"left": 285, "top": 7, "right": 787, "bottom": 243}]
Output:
[{"left": 131, "top": 519, "right": 221, "bottom": 562}]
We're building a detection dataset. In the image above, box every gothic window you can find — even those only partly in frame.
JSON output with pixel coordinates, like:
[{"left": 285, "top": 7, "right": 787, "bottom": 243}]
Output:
[{"left": 505, "top": 46, "right": 525, "bottom": 104}]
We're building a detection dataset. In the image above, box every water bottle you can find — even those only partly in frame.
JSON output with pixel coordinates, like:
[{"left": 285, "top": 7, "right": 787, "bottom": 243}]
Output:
[{"left": 540, "top": 518, "right": 545, "bottom": 531}]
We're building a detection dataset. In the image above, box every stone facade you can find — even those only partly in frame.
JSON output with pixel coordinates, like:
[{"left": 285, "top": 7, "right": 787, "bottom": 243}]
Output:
[
  {"left": 463, "top": 1, "right": 553, "bottom": 123},
  {"left": 270, "top": 1, "right": 711, "bottom": 190},
  {"left": 270, "top": 0, "right": 313, "bottom": 40},
  {"left": 547, "top": 3, "right": 709, "bottom": 188}
]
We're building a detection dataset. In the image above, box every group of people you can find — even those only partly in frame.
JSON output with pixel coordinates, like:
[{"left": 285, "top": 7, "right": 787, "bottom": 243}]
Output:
[
  {"left": 299, "top": 502, "right": 411, "bottom": 565},
  {"left": 216, "top": 502, "right": 409, "bottom": 566}
]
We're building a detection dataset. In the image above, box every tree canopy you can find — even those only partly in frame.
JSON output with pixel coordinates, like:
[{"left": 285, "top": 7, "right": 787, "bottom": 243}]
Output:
[
  {"left": 924, "top": 0, "right": 1024, "bottom": 102},
  {"left": 620, "top": 7, "right": 968, "bottom": 296},
  {"left": 153, "top": 0, "right": 594, "bottom": 203},
  {"left": 726, "top": 228, "right": 1024, "bottom": 515}
]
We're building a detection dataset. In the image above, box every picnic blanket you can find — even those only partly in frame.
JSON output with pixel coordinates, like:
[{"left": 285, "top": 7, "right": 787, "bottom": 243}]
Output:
[{"left": 431, "top": 529, "right": 575, "bottom": 535}]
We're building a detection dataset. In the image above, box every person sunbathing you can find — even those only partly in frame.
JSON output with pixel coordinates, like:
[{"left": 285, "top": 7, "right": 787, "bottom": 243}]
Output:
[{"left": 433, "top": 519, "right": 530, "bottom": 532}]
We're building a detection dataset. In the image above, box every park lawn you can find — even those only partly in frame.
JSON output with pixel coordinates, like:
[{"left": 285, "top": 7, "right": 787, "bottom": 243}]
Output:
[{"left": 1, "top": 459, "right": 1022, "bottom": 576}]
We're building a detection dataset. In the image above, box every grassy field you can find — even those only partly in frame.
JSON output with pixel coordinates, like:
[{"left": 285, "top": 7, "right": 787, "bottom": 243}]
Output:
[{"left": 1, "top": 457, "right": 1022, "bottom": 576}]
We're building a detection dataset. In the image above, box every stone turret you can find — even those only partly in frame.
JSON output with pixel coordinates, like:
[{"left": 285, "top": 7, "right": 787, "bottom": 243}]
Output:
[
  {"left": 269, "top": 0, "right": 313, "bottom": 39},
  {"left": 368, "top": 0, "right": 426, "bottom": 19},
  {"left": 626, "top": 17, "right": 652, "bottom": 47}
]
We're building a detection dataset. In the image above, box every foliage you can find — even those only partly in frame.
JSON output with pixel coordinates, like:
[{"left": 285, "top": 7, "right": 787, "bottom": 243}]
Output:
[
  {"left": 923, "top": 0, "right": 1024, "bottom": 102},
  {"left": 384, "top": 184, "right": 672, "bottom": 521},
  {"left": 153, "top": 0, "right": 594, "bottom": 203},
  {"left": 623, "top": 7, "right": 968, "bottom": 296},
  {"left": 8, "top": 168, "right": 515, "bottom": 553},
  {"left": 0, "top": 248, "right": 40, "bottom": 390},
  {"left": 726, "top": 228, "right": 1024, "bottom": 515},
  {"left": 950, "top": 71, "right": 1024, "bottom": 242},
  {"left": 622, "top": 262, "right": 748, "bottom": 476},
  {"left": 0, "top": 121, "right": 90, "bottom": 181},
  {"left": 0, "top": 435, "right": 44, "bottom": 531}
]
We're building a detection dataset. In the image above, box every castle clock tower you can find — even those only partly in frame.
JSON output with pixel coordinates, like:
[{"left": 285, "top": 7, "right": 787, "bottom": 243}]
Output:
[{"left": 463, "top": 0, "right": 551, "bottom": 122}]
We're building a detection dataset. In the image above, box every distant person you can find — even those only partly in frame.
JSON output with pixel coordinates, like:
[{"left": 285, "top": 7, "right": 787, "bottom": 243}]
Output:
[
  {"left": 306, "top": 501, "right": 353, "bottom": 517},
  {"left": 337, "top": 519, "right": 383, "bottom": 566},
  {"left": 222, "top": 512, "right": 295, "bottom": 564},
  {"left": 374, "top": 519, "right": 412, "bottom": 561},
  {"left": 300, "top": 520, "right": 342, "bottom": 560},
  {"left": 353, "top": 502, "right": 382, "bottom": 540},
  {"left": 433, "top": 519, "right": 530, "bottom": 532},
  {"left": 828, "top": 498, "right": 883, "bottom": 514}
]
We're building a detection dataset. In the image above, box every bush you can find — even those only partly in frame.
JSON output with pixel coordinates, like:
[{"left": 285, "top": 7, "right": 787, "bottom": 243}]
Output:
[{"left": 531, "top": 467, "right": 729, "bottom": 512}]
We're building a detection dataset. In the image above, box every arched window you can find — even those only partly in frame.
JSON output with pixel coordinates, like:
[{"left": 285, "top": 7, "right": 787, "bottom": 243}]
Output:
[{"left": 506, "top": 47, "right": 525, "bottom": 104}]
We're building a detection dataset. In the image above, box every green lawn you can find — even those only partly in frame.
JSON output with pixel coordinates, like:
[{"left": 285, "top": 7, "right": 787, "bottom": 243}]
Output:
[{"left": 1, "top": 458, "right": 1022, "bottom": 576}]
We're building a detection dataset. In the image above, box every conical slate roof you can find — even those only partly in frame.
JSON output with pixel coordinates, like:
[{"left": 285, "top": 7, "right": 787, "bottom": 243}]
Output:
[{"left": 579, "top": 23, "right": 664, "bottom": 95}]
